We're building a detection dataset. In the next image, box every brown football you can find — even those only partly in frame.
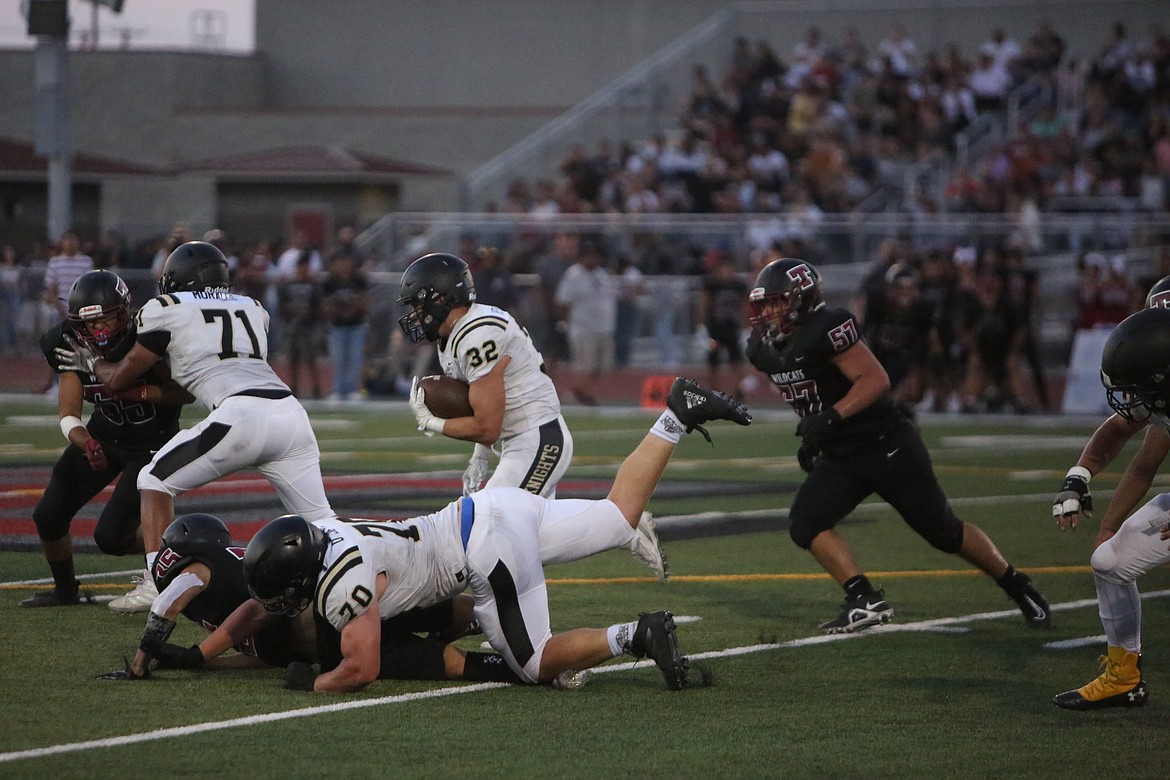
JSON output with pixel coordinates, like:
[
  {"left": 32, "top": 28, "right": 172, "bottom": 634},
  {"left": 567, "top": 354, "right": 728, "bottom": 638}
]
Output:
[{"left": 418, "top": 375, "right": 473, "bottom": 419}]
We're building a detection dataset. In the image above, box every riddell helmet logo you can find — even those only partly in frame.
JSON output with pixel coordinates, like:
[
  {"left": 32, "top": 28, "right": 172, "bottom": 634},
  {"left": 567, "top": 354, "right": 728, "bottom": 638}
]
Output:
[{"left": 786, "top": 264, "right": 815, "bottom": 290}]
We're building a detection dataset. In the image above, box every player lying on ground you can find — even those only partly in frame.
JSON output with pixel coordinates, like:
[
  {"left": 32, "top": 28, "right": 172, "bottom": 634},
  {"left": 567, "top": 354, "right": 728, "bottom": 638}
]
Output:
[
  {"left": 238, "top": 377, "right": 751, "bottom": 693},
  {"left": 97, "top": 513, "right": 544, "bottom": 688}
]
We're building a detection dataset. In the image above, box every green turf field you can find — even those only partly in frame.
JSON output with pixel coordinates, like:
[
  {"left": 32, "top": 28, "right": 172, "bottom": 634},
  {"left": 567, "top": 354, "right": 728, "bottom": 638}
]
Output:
[{"left": 2, "top": 400, "right": 1170, "bottom": 779}]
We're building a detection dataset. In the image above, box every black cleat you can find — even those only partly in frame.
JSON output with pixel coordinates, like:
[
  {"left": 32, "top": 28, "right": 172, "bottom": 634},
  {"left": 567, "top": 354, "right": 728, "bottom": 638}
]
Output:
[
  {"left": 666, "top": 377, "right": 752, "bottom": 442},
  {"left": 19, "top": 580, "right": 95, "bottom": 608},
  {"left": 819, "top": 589, "right": 894, "bottom": 634},
  {"left": 630, "top": 610, "right": 689, "bottom": 690},
  {"left": 1004, "top": 571, "right": 1051, "bottom": 628}
]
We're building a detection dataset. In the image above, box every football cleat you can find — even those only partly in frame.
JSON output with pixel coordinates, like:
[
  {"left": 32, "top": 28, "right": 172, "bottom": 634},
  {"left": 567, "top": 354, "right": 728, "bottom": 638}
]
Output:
[
  {"left": 629, "top": 512, "right": 669, "bottom": 583},
  {"left": 820, "top": 589, "right": 894, "bottom": 634},
  {"left": 108, "top": 569, "right": 159, "bottom": 615},
  {"left": 19, "top": 580, "right": 95, "bottom": 608},
  {"left": 1053, "top": 646, "right": 1148, "bottom": 710},
  {"left": 1004, "top": 571, "right": 1051, "bottom": 627},
  {"left": 551, "top": 668, "right": 593, "bottom": 691},
  {"left": 629, "top": 610, "right": 689, "bottom": 690},
  {"left": 666, "top": 377, "right": 752, "bottom": 442}
]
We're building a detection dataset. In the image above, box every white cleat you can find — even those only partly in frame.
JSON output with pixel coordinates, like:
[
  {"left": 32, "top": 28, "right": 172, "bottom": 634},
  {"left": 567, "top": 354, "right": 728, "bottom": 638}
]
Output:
[
  {"left": 108, "top": 569, "right": 159, "bottom": 614},
  {"left": 629, "top": 512, "right": 669, "bottom": 583}
]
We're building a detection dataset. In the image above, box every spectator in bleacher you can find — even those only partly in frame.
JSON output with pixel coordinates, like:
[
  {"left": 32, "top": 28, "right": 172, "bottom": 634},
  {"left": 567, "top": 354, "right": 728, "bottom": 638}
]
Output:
[
  {"left": 531, "top": 231, "right": 578, "bottom": 367},
  {"left": 276, "top": 228, "right": 323, "bottom": 277},
  {"left": 471, "top": 246, "right": 518, "bottom": 312},
  {"left": 613, "top": 253, "right": 646, "bottom": 369},
  {"left": 43, "top": 229, "right": 93, "bottom": 319},
  {"left": 0, "top": 244, "right": 22, "bottom": 355},
  {"left": 322, "top": 249, "right": 370, "bottom": 401},
  {"left": 233, "top": 240, "right": 274, "bottom": 302},
  {"left": 149, "top": 222, "right": 190, "bottom": 289},
  {"left": 279, "top": 253, "right": 325, "bottom": 400},
  {"left": 1026, "top": 20, "right": 1067, "bottom": 75},
  {"left": 875, "top": 22, "right": 919, "bottom": 79},
  {"left": 970, "top": 45, "right": 1013, "bottom": 113},
  {"left": 699, "top": 251, "right": 748, "bottom": 393},
  {"left": 981, "top": 27, "right": 1023, "bottom": 75},
  {"left": 554, "top": 239, "right": 616, "bottom": 406}
]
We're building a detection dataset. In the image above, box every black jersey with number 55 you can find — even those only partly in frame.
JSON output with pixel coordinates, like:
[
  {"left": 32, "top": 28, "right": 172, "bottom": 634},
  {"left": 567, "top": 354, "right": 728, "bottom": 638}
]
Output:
[
  {"left": 747, "top": 305, "right": 902, "bottom": 451},
  {"left": 40, "top": 322, "right": 181, "bottom": 451}
]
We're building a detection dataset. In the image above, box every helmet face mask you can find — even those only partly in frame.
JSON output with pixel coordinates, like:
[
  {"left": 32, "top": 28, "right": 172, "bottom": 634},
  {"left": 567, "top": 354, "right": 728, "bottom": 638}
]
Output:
[
  {"left": 396, "top": 253, "right": 476, "bottom": 343},
  {"left": 243, "top": 515, "right": 328, "bottom": 617},
  {"left": 66, "top": 270, "right": 134, "bottom": 358},
  {"left": 160, "top": 241, "right": 231, "bottom": 294},
  {"left": 749, "top": 258, "right": 822, "bottom": 340}
]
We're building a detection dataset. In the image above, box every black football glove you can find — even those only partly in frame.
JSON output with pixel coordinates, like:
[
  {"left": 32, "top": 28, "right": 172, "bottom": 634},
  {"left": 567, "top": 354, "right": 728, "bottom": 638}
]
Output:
[
  {"left": 795, "top": 407, "right": 841, "bottom": 449},
  {"left": 96, "top": 655, "right": 149, "bottom": 681},
  {"left": 150, "top": 642, "right": 205, "bottom": 670},
  {"left": 284, "top": 661, "right": 320, "bottom": 691},
  {"left": 797, "top": 441, "right": 821, "bottom": 473}
]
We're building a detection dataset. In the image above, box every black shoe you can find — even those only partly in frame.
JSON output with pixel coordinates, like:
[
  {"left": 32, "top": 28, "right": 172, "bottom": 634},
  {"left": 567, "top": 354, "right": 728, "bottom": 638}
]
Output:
[
  {"left": 1005, "top": 571, "right": 1051, "bottom": 627},
  {"left": 629, "top": 610, "right": 689, "bottom": 690},
  {"left": 666, "top": 377, "right": 752, "bottom": 442},
  {"left": 819, "top": 589, "right": 894, "bottom": 634},
  {"left": 19, "top": 580, "right": 95, "bottom": 608}
]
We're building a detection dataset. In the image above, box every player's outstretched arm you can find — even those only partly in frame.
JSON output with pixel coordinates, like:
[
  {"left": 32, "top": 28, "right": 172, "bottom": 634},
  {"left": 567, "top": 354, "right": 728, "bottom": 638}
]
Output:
[{"left": 1053, "top": 413, "right": 1148, "bottom": 531}]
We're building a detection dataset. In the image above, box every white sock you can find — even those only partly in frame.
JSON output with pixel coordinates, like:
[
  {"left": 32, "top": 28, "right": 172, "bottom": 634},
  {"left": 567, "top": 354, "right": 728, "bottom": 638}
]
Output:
[
  {"left": 1095, "top": 575, "right": 1142, "bottom": 654},
  {"left": 145, "top": 551, "right": 157, "bottom": 574},
  {"left": 650, "top": 410, "right": 685, "bottom": 444},
  {"left": 605, "top": 621, "right": 640, "bottom": 657}
]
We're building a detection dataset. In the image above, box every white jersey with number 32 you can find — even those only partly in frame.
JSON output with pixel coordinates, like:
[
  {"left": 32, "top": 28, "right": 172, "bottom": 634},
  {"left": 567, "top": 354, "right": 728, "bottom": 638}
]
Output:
[
  {"left": 135, "top": 290, "right": 289, "bottom": 410},
  {"left": 438, "top": 303, "right": 560, "bottom": 435}
]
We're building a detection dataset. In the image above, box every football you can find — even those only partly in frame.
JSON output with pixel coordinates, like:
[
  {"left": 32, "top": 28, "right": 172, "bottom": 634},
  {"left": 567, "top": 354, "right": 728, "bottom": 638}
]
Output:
[{"left": 418, "top": 375, "right": 473, "bottom": 419}]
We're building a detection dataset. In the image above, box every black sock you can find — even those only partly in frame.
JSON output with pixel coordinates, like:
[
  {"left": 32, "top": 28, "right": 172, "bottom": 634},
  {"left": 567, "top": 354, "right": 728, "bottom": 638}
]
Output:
[
  {"left": 462, "top": 651, "right": 525, "bottom": 684},
  {"left": 48, "top": 558, "right": 77, "bottom": 592},
  {"left": 843, "top": 574, "right": 875, "bottom": 601},
  {"left": 996, "top": 564, "right": 1021, "bottom": 592}
]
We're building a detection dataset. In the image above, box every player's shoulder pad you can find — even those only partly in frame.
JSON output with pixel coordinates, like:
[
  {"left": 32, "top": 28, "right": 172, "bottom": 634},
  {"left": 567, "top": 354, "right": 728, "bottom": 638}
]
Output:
[
  {"left": 812, "top": 305, "right": 862, "bottom": 355},
  {"left": 314, "top": 522, "right": 373, "bottom": 627},
  {"left": 450, "top": 309, "right": 509, "bottom": 357}
]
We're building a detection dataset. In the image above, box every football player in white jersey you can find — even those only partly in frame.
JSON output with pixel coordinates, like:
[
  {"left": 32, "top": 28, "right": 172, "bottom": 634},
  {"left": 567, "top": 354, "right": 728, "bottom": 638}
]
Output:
[
  {"left": 240, "top": 377, "right": 751, "bottom": 693},
  {"left": 61, "top": 241, "right": 334, "bottom": 614},
  {"left": 1051, "top": 306, "right": 1170, "bottom": 710},
  {"left": 398, "top": 252, "right": 668, "bottom": 582}
]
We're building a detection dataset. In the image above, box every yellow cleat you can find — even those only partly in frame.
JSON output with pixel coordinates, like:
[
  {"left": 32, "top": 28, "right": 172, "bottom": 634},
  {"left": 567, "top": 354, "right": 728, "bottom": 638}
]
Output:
[{"left": 1053, "top": 646, "right": 1148, "bottom": 710}]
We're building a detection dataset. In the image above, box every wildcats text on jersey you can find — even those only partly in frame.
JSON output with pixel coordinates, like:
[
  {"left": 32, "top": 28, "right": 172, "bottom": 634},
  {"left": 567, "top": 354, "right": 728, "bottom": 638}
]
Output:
[{"left": 770, "top": 369, "right": 807, "bottom": 384}]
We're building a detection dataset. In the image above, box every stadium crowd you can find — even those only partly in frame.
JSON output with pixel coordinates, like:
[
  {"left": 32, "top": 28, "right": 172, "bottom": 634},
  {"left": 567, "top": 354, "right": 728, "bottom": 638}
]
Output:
[{"left": 1, "top": 17, "right": 1168, "bottom": 411}]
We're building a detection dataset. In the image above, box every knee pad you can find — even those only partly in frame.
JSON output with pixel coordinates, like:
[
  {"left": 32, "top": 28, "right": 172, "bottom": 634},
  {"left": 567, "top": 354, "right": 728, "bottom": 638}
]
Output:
[
  {"left": 1090, "top": 538, "right": 1128, "bottom": 585},
  {"left": 92, "top": 525, "right": 136, "bottom": 556},
  {"left": 789, "top": 512, "right": 830, "bottom": 550},
  {"left": 32, "top": 505, "right": 69, "bottom": 542},
  {"left": 136, "top": 468, "right": 176, "bottom": 496},
  {"left": 919, "top": 509, "right": 964, "bottom": 554}
]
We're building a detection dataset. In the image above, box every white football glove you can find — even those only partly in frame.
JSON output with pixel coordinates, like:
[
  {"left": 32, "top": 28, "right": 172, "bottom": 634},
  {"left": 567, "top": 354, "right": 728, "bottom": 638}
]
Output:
[
  {"left": 462, "top": 443, "right": 492, "bottom": 496},
  {"left": 54, "top": 335, "right": 98, "bottom": 376},
  {"left": 1052, "top": 466, "right": 1092, "bottom": 531},
  {"left": 409, "top": 376, "right": 445, "bottom": 437}
]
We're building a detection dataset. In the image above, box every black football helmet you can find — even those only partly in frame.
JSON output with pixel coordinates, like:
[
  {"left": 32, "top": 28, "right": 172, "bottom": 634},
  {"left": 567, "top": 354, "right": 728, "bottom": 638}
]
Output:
[
  {"left": 1100, "top": 308, "right": 1170, "bottom": 422},
  {"left": 160, "top": 241, "right": 231, "bottom": 294},
  {"left": 397, "top": 253, "right": 476, "bottom": 342},
  {"left": 748, "top": 257, "right": 824, "bottom": 339},
  {"left": 1146, "top": 275, "right": 1170, "bottom": 310},
  {"left": 243, "top": 514, "right": 328, "bottom": 617},
  {"left": 162, "top": 513, "right": 232, "bottom": 555},
  {"left": 66, "top": 270, "right": 135, "bottom": 358}
]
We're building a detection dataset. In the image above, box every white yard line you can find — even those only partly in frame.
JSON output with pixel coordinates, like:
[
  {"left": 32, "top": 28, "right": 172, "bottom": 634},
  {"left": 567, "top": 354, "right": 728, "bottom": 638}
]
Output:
[{"left": 6, "top": 590, "right": 1168, "bottom": 764}]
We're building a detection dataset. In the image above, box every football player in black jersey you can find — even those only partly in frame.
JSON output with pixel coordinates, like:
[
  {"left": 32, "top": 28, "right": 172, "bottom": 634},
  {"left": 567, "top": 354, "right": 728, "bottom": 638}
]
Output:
[
  {"left": 99, "top": 514, "right": 537, "bottom": 689},
  {"left": 20, "top": 271, "right": 194, "bottom": 608},
  {"left": 746, "top": 258, "right": 1051, "bottom": 633}
]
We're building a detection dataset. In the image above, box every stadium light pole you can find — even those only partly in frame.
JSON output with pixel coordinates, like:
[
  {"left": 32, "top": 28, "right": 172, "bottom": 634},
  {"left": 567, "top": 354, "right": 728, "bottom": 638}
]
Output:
[{"left": 26, "top": 0, "right": 73, "bottom": 242}]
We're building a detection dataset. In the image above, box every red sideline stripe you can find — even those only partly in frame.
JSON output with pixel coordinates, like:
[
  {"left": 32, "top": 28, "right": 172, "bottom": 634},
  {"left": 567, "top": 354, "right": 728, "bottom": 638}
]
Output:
[
  {"left": 0, "top": 476, "right": 610, "bottom": 509},
  {"left": 1, "top": 517, "right": 281, "bottom": 542}
]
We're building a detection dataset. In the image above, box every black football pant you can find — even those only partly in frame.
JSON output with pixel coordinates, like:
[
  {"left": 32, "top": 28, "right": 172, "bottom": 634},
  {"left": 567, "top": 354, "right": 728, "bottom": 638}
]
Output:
[{"left": 33, "top": 442, "right": 152, "bottom": 555}]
